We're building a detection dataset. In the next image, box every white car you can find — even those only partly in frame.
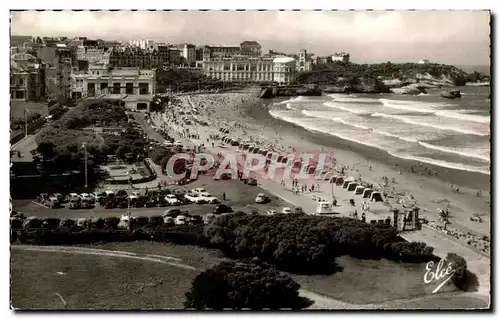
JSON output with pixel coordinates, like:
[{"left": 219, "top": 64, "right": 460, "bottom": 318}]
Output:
[
  {"left": 174, "top": 141, "right": 183, "bottom": 147},
  {"left": 185, "top": 193, "right": 207, "bottom": 204},
  {"left": 163, "top": 216, "right": 175, "bottom": 224},
  {"left": 80, "top": 193, "right": 91, "bottom": 199},
  {"left": 165, "top": 194, "right": 181, "bottom": 206},
  {"left": 199, "top": 192, "right": 219, "bottom": 204},
  {"left": 191, "top": 188, "right": 207, "bottom": 194},
  {"left": 118, "top": 215, "right": 133, "bottom": 229},
  {"left": 68, "top": 193, "right": 80, "bottom": 201},
  {"left": 266, "top": 210, "right": 277, "bottom": 216},
  {"left": 282, "top": 207, "right": 292, "bottom": 214},
  {"left": 255, "top": 193, "right": 269, "bottom": 204},
  {"left": 175, "top": 215, "right": 187, "bottom": 225}
]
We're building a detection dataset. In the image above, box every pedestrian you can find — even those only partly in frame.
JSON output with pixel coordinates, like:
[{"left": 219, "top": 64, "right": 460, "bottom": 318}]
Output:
[
  {"left": 311, "top": 184, "right": 315, "bottom": 192},
  {"left": 362, "top": 212, "right": 366, "bottom": 223},
  {"left": 316, "top": 184, "right": 320, "bottom": 192},
  {"left": 223, "top": 192, "right": 226, "bottom": 201}
]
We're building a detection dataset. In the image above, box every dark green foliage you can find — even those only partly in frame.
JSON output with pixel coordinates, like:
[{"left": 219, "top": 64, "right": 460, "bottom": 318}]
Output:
[
  {"left": 155, "top": 69, "right": 224, "bottom": 93},
  {"left": 204, "top": 214, "right": 436, "bottom": 274},
  {"left": 184, "top": 261, "right": 304, "bottom": 310},
  {"left": 445, "top": 253, "right": 468, "bottom": 291}
]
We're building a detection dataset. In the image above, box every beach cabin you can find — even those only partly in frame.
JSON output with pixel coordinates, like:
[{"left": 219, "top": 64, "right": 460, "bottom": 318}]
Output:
[
  {"left": 259, "top": 149, "right": 268, "bottom": 156},
  {"left": 322, "top": 172, "right": 334, "bottom": 181},
  {"left": 335, "top": 176, "right": 345, "bottom": 186},
  {"left": 248, "top": 146, "right": 255, "bottom": 153},
  {"left": 362, "top": 188, "right": 373, "bottom": 199},
  {"left": 253, "top": 147, "right": 260, "bottom": 154},
  {"left": 347, "top": 182, "right": 358, "bottom": 192},
  {"left": 355, "top": 185, "right": 365, "bottom": 195},
  {"left": 231, "top": 140, "right": 240, "bottom": 146},
  {"left": 243, "top": 144, "right": 250, "bottom": 150},
  {"left": 342, "top": 180, "right": 350, "bottom": 189},
  {"left": 329, "top": 176, "right": 338, "bottom": 184},
  {"left": 370, "top": 191, "right": 383, "bottom": 202}
]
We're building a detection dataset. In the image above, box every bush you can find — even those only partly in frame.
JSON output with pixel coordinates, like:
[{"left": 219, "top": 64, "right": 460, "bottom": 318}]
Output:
[
  {"left": 105, "top": 217, "right": 119, "bottom": 230},
  {"left": 446, "top": 253, "right": 468, "bottom": 291},
  {"left": 184, "top": 261, "right": 304, "bottom": 310},
  {"left": 204, "top": 214, "right": 435, "bottom": 274}
]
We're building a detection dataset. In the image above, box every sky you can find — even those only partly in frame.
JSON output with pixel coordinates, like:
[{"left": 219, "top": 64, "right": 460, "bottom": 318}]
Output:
[{"left": 10, "top": 10, "right": 491, "bottom": 65}]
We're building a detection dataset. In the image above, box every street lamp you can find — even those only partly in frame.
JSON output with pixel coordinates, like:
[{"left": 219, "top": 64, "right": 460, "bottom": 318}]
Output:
[
  {"left": 126, "top": 172, "right": 132, "bottom": 230},
  {"left": 81, "top": 142, "right": 88, "bottom": 188}
]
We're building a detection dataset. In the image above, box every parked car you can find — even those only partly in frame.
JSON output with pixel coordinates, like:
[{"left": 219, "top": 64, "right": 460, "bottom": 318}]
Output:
[
  {"left": 92, "top": 192, "right": 107, "bottom": 202},
  {"left": 164, "top": 209, "right": 182, "bottom": 217},
  {"left": 52, "top": 193, "right": 64, "bottom": 202},
  {"left": 213, "top": 204, "right": 233, "bottom": 215},
  {"left": 163, "top": 216, "right": 175, "bottom": 225},
  {"left": 185, "top": 193, "right": 207, "bottom": 204},
  {"left": 80, "top": 198, "right": 92, "bottom": 209},
  {"left": 191, "top": 188, "right": 207, "bottom": 194},
  {"left": 282, "top": 207, "right": 292, "bottom": 214},
  {"left": 199, "top": 192, "right": 219, "bottom": 204},
  {"left": 175, "top": 215, "right": 187, "bottom": 225},
  {"left": 266, "top": 210, "right": 277, "bottom": 216},
  {"left": 165, "top": 194, "right": 181, "bottom": 206},
  {"left": 246, "top": 178, "right": 258, "bottom": 186},
  {"left": 117, "top": 215, "right": 132, "bottom": 229},
  {"left": 255, "top": 193, "right": 269, "bottom": 204},
  {"left": 69, "top": 199, "right": 81, "bottom": 209},
  {"left": 67, "top": 193, "right": 80, "bottom": 202}
]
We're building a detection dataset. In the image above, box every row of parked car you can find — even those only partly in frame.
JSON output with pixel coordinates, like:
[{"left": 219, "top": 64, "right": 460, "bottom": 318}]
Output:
[
  {"left": 11, "top": 203, "right": 235, "bottom": 230},
  {"left": 35, "top": 187, "right": 225, "bottom": 210}
]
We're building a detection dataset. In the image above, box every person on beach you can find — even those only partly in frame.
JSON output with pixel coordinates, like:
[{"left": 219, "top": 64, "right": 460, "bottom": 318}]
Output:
[
  {"left": 223, "top": 192, "right": 226, "bottom": 201},
  {"left": 361, "top": 212, "right": 366, "bottom": 223}
]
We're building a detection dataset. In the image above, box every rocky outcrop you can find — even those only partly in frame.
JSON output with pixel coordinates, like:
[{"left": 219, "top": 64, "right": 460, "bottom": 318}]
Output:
[
  {"left": 391, "top": 83, "right": 428, "bottom": 95},
  {"left": 440, "top": 90, "right": 462, "bottom": 99}
]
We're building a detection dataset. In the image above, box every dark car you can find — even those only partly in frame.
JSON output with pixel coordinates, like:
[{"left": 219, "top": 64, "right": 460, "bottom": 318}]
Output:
[
  {"left": 246, "top": 178, "right": 258, "bottom": 186},
  {"left": 213, "top": 204, "right": 233, "bottom": 215}
]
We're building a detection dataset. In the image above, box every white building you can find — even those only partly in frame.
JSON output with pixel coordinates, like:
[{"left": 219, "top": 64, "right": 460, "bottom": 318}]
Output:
[
  {"left": 418, "top": 59, "right": 430, "bottom": 64},
  {"left": 202, "top": 56, "right": 274, "bottom": 83},
  {"left": 129, "top": 39, "right": 155, "bottom": 50},
  {"left": 273, "top": 57, "right": 297, "bottom": 84},
  {"left": 202, "top": 56, "right": 297, "bottom": 84},
  {"left": 70, "top": 64, "right": 156, "bottom": 111},
  {"left": 76, "top": 46, "right": 110, "bottom": 64}
]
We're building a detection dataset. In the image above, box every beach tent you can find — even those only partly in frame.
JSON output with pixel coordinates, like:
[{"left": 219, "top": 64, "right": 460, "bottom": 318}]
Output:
[
  {"left": 329, "top": 175, "right": 338, "bottom": 184},
  {"left": 248, "top": 146, "right": 255, "bottom": 153},
  {"left": 362, "top": 188, "right": 373, "bottom": 198},
  {"left": 280, "top": 156, "right": 288, "bottom": 164},
  {"left": 243, "top": 144, "right": 250, "bottom": 150},
  {"left": 259, "top": 149, "right": 268, "bottom": 156},
  {"left": 370, "top": 192, "right": 383, "bottom": 202},
  {"left": 253, "top": 147, "right": 260, "bottom": 154},
  {"left": 231, "top": 141, "right": 240, "bottom": 146},
  {"left": 335, "top": 177, "right": 345, "bottom": 186},
  {"left": 342, "top": 180, "right": 350, "bottom": 189},
  {"left": 323, "top": 172, "right": 335, "bottom": 181},
  {"left": 347, "top": 182, "right": 358, "bottom": 191},
  {"left": 355, "top": 185, "right": 365, "bottom": 195}
]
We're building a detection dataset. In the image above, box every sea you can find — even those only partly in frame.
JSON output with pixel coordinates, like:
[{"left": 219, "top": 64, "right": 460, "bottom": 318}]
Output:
[{"left": 268, "top": 86, "right": 491, "bottom": 175}]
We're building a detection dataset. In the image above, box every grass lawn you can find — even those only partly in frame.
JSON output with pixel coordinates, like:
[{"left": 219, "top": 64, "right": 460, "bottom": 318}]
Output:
[
  {"left": 290, "top": 255, "right": 458, "bottom": 304},
  {"left": 10, "top": 101, "right": 48, "bottom": 121},
  {"left": 10, "top": 248, "right": 199, "bottom": 309}
]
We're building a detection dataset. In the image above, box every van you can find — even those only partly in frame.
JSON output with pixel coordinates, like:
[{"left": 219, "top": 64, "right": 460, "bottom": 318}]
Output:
[{"left": 316, "top": 202, "right": 333, "bottom": 215}]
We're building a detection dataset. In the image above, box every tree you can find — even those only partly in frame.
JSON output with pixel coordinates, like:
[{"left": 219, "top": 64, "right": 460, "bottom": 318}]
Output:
[
  {"left": 37, "top": 141, "right": 56, "bottom": 160},
  {"left": 184, "top": 261, "right": 304, "bottom": 310},
  {"left": 446, "top": 253, "right": 468, "bottom": 291}
]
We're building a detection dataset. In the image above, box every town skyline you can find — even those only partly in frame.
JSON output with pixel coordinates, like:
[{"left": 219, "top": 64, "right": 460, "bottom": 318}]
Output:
[{"left": 10, "top": 10, "right": 491, "bottom": 65}]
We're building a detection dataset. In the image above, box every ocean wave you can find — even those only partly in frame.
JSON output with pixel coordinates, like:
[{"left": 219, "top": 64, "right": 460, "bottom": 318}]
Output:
[
  {"left": 379, "top": 98, "right": 490, "bottom": 124},
  {"left": 435, "top": 110, "right": 490, "bottom": 124},
  {"left": 417, "top": 141, "right": 490, "bottom": 162},
  {"left": 269, "top": 109, "right": 490, "bottom": 175},
  {"left": 328, "top": 94, "right": 378, "bottom": 103},
  {"left": 371, "top": 113, "right": 489, "bottom": 136},
  {"left": 285, "top": 103, "right": 296, "bottom": 110},
  {"left": 389, "top": 152, "right": 490, "bottom": 175},
  {"left": 323, "top": 102, "right": 370, "bottom": 115}
]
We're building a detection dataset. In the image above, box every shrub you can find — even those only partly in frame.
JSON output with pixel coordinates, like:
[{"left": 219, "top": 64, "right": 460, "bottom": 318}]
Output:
[
  {"left": 184, "top": 261, "right": 304, "bottom": 310},
  {"left": 446, "top": 253, "right": 468, "bottom": 291},
  {"left": 105, "top": 217, "right": 119, "bottom": 230}
]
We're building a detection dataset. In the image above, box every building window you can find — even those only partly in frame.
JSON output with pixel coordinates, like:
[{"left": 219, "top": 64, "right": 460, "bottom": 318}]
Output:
[
  {"left": 87, "top": 83, "right": 96, "bottom": 97},
  {"left": 112, "top": 83, "right": 121, "bottom": 94},
  {"left": 137, "top": 103, "right": 148, "bottom": 110},
  {"left": 125, "top": 83, "right": 134, "bottom": 94},
  {"left": 139, "top": 83, "right": 149, "bottom": 95},
  {"left": 15, "top": 91, "right": 24, "bottom": 99},
  {"left": 100, "top": 83, "right": 108, "bottom": 91}
]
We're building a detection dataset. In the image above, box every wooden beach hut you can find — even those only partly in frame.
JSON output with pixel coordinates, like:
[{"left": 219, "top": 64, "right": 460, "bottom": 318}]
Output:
[
  {"left": 370, "top": 191, "right": 383, "bottom": 202},
  {"left": 335, "top": 176, "right": 345, "bottom": 186},
  {"left": 354, "top": 185, "right": 365, "bottom": 195},
  {"left": 342, "top": 180, "right": 350, "bottom": 189},
  {"left": 362, "top": 188, "right": 373, "bottom": 198},
  {"left": 347, "top": 182, "right": 358, "bottom": 191},
  {"left": 248, "top": 146, "right": 255, "bottom": 153}
]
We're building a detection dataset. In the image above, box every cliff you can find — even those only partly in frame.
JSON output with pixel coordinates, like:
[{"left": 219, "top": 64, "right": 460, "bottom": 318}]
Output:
[{"left": 295, "top": 62, "right": 490, "bottom": 94}]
